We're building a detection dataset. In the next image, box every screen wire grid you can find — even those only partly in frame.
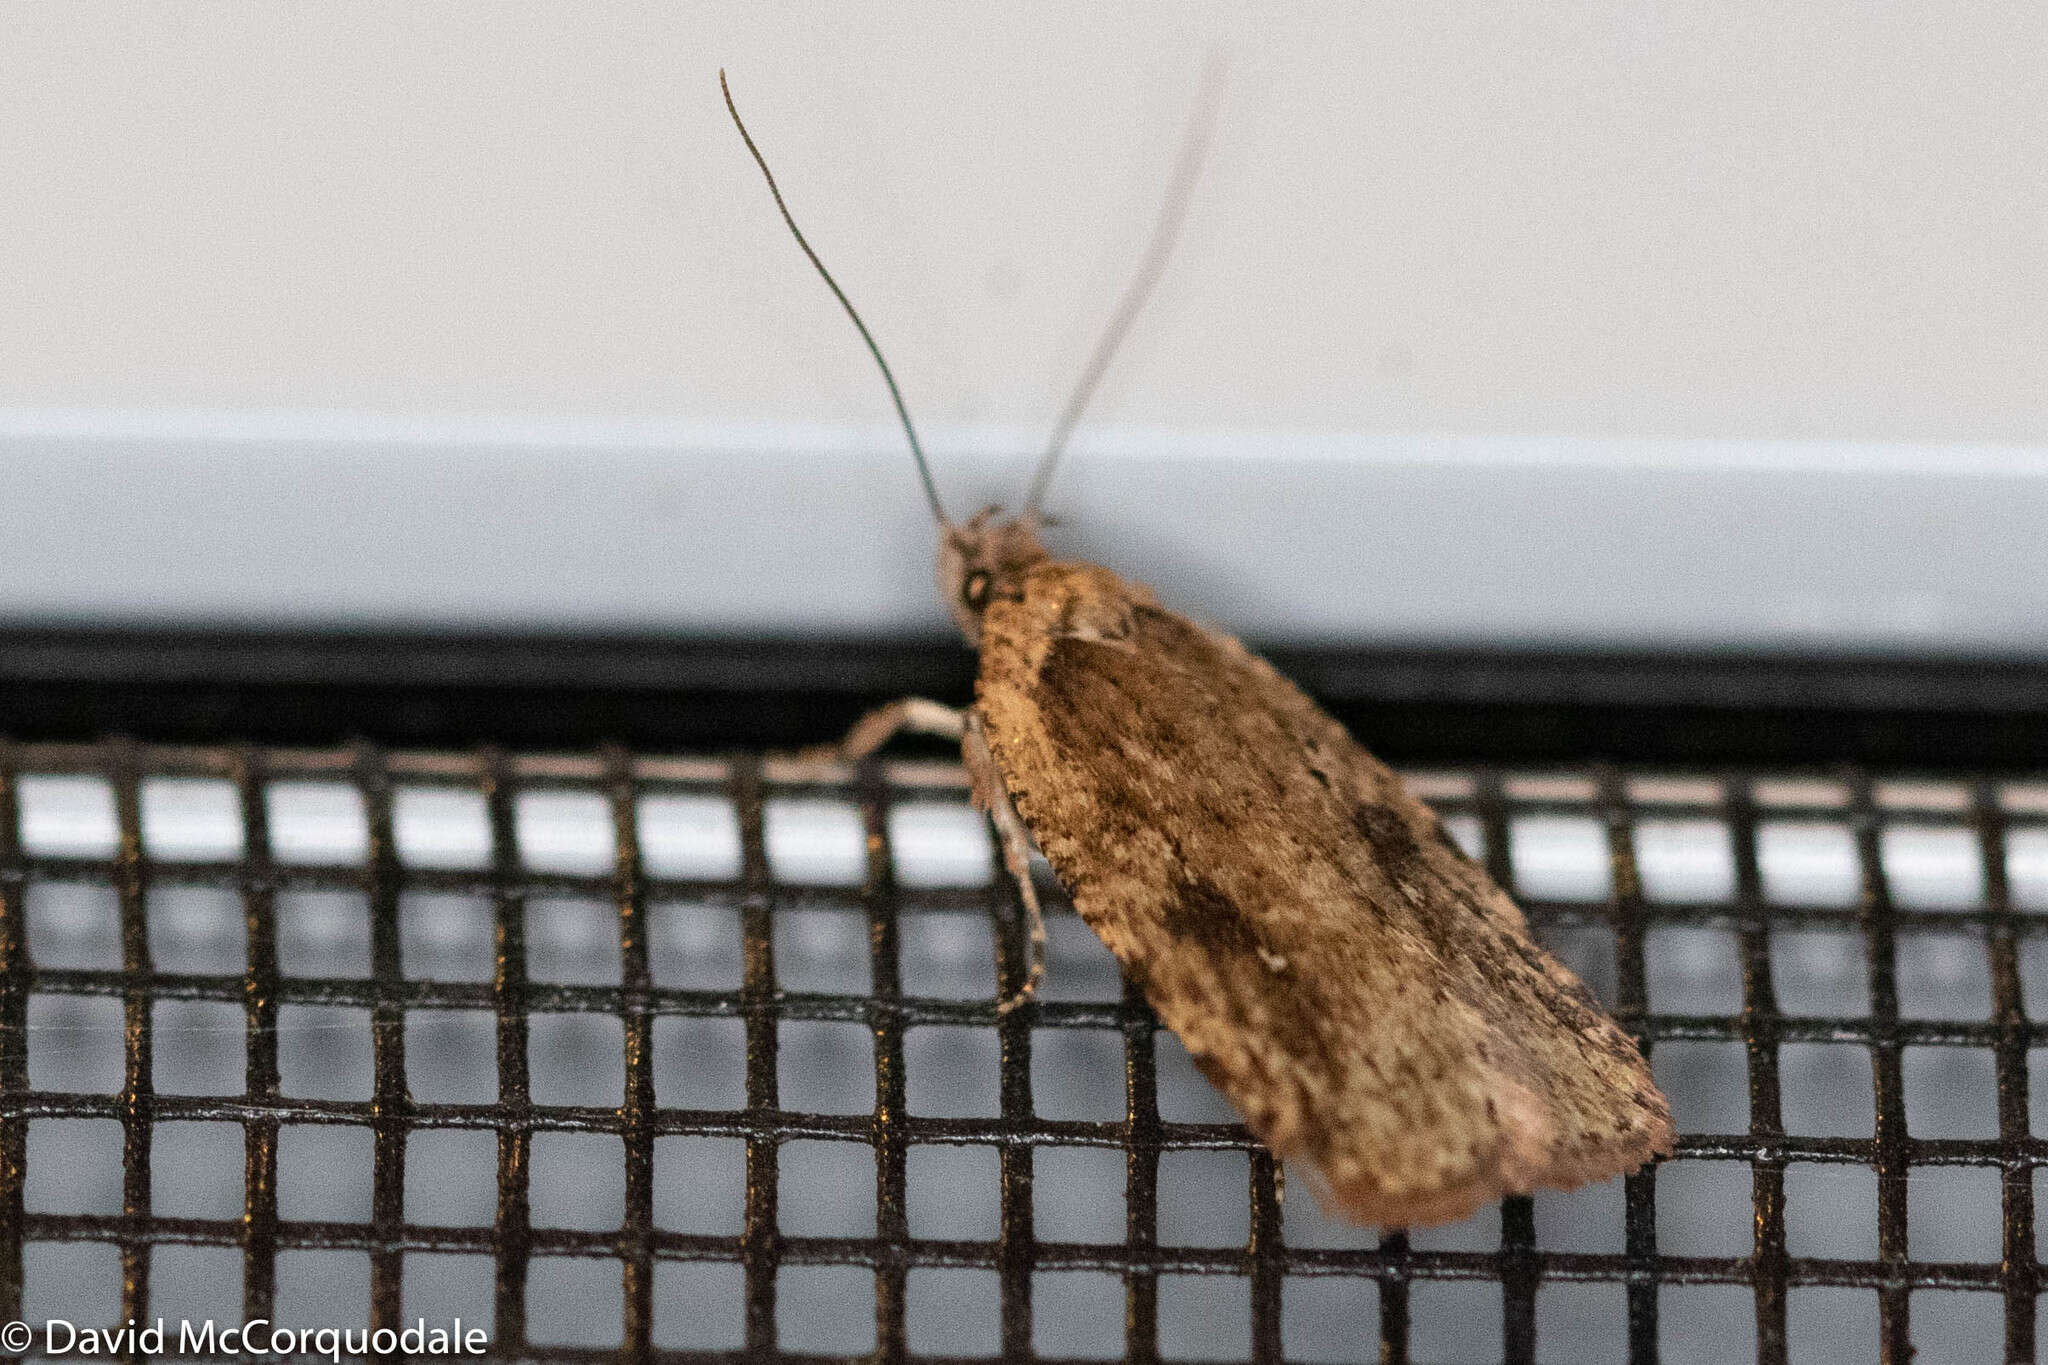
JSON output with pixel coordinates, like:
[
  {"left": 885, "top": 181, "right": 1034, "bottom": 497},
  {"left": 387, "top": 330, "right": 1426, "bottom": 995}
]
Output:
[{"left": 3, "top": 739, "right": 2048, "bottom": 1363}]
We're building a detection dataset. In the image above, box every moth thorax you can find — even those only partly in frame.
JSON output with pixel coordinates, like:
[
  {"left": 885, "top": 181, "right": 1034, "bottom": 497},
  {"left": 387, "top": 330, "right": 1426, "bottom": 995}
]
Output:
[{"left": 937, "top": 508, "right": 1051, "bottom": 643}]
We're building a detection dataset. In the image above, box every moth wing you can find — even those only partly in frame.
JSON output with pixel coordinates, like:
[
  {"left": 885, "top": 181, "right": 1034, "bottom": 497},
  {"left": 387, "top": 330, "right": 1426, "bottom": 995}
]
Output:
[{"left": 975, "top": 561, "right": 1673, "bottom": 1228}]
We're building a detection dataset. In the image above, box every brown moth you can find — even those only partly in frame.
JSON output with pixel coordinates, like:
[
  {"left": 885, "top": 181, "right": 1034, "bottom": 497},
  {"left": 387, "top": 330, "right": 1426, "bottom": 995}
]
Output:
[{"left": 721, "top": 72, "right": 1673, "bottom": 1228}]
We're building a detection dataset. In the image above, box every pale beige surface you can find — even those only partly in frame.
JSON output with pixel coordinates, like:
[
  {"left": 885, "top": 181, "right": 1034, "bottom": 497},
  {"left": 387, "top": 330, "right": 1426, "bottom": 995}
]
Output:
[{"left": 3, "top": 2, "right": 2046, "bottom": 443}]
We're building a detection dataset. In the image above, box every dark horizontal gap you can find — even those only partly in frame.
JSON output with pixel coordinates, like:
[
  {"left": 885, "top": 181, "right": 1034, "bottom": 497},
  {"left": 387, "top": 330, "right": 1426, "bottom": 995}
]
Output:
[{"left": 4, "top": 627, "right": 2048, "bottom": 768}]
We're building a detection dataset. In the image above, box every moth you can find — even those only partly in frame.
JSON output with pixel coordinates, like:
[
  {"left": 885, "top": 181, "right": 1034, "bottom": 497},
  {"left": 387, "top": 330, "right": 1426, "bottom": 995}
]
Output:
[{"left": 721, "top": 72, "right": 1673, "bottom": 1228}]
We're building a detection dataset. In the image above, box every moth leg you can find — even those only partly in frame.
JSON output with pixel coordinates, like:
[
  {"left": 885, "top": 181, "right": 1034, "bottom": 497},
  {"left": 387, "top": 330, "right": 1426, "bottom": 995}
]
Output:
[
  {"left": 964, "top": 710, "right": 1045, "bottom": 1014},
  {"left": 806, "top": 697, "right": 967, "bottom": 763}
]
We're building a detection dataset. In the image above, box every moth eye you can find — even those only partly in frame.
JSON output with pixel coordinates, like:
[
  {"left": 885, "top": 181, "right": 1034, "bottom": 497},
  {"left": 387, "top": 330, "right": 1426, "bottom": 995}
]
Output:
[{"left": 963, "top": 571, "right": 992, "bottom": 610}]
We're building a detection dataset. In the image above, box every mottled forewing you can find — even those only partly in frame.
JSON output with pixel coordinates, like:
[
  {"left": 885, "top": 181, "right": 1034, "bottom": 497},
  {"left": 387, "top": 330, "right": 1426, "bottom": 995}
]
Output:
[{"left": 975, "top": 561, "right": 1672, "bottom": 1227}]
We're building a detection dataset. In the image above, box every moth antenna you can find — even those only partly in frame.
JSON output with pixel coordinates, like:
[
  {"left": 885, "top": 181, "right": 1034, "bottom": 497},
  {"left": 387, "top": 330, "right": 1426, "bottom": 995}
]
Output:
[
  {"left": 720, "top": 70, "right": 951, "bottom": 528},
  {"left": 1025, "top": 56, "right": 1226, "bottom": 518}
]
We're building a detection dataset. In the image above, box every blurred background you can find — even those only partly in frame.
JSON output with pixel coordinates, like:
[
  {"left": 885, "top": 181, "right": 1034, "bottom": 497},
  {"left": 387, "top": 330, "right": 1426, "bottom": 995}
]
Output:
[{"left": 1, "top": 2, "right": 2044, "bottom": 657}]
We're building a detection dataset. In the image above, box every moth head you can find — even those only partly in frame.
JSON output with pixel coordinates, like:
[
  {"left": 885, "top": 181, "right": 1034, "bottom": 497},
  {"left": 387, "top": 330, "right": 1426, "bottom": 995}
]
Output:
[{"left": 938, "top": 507, "right": 1050, "bottom": 643}]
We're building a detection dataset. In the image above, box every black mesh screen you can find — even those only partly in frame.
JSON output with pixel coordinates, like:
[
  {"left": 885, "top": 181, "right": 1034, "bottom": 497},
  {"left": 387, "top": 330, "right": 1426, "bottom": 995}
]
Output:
[{"left": 3, "top": 737, "right": 2045, "bottom": 1363}]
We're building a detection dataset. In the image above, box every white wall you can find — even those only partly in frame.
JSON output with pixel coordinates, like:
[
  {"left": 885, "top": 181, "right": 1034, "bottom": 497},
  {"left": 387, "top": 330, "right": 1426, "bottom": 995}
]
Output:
[{"left": 2, "top": 4, "right": 2044, "bottom": 649}]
